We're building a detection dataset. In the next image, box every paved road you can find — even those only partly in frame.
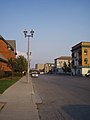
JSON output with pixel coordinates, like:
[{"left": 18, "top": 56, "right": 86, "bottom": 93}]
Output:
[{"left": 32, "top": 74, "right": 90, "bottom": 120}]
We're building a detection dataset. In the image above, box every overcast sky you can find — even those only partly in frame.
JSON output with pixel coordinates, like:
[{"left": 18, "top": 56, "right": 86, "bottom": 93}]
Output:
[{"left": 0, "top": 0, "right": 90, "bottom": 68}]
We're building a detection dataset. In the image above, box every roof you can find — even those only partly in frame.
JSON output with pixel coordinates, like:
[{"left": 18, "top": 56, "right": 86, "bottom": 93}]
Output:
[
  {"left": 55, "top": 56, "right": 72, "bottom": 60},
  {"left": 45, "top": 63, "right": 54, "bottom": 64},
  {"left": 72, "top": 42, "right": 90, "bottom": 51},
  {"left": 0, "top": 35, "right": 4, "bottom": 40},
  {"left": 0, "top": 35, "right": 14, "bottom": 51},
  {"left": 7, "top": 40, "right": 16, "bottom": 51}
]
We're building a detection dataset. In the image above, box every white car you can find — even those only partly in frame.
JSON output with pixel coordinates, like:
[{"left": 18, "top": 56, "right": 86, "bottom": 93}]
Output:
[{"left": 31, "top": 72, "right": 39, "bottom": 77}]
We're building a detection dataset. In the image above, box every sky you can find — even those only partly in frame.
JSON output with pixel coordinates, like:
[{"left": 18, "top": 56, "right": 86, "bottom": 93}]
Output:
[{"left": 0, "top": 0, "right": 90, "bottom": 68}]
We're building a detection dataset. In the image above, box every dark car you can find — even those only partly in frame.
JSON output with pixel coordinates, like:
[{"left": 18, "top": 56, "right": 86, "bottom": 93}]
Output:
[{"left": 85, "top": 70, "right": 90, "bottom": 77}]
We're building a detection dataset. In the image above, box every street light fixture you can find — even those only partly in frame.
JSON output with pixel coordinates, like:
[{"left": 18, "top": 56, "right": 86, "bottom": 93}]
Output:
[{"left": 23, "top": 29, "right": 34, "bottom": 83}]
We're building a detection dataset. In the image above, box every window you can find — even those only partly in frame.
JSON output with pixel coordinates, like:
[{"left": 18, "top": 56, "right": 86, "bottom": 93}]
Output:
[
  {"left": 84, "top": 58, "right": 88, "bottom": 64},
  {"left": 84, "top": 49, "right": 88, "bottom": 55}
]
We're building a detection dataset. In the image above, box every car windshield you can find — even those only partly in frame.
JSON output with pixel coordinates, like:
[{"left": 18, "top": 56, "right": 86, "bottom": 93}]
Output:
[
  {"left": 88, "top": 70, "right": 90, "bottom": 73},
  {"left": 32, "top": 72, "right": 38, "bottom": 74}
]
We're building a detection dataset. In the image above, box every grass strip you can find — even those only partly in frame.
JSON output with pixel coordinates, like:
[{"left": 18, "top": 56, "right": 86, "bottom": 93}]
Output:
[{"left": 0, "top": 76, "right": 21, "bottom": 94}]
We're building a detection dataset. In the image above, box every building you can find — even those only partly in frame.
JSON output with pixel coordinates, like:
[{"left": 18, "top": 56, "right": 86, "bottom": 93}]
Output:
[
  {"left": 44, "top": 63, "right": 55, "bottom": 73},
  {"left": 54, "top": 56, "right": 72, "bottom": 74},
  {"left": 71, "top": 42, "right": 90, "bottom": 76},
  {"left": 0, "top": 35, "right": 16, "bottom": 71},
  {"left": 0, "top": 53, "right": 8, "bottom": 71},
  {"left": 35, "top": 64, "right": 44, "bottom": 72},
  {"left": 7, "top": 40, "right": 16, "bottom": 53}
]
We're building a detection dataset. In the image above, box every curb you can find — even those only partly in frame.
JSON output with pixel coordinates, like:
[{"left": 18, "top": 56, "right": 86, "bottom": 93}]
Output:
[
  {"left": 32, "top": 83, "right": 42, "bottom": 104},
  {"left": 32, "top": 93, "right": 42, "bottom": 104}
]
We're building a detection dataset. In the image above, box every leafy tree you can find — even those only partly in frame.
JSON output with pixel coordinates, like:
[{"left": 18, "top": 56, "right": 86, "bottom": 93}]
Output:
[
  {"left": 8, "top": 58, "right": 17, "bottom": 72},
  {"left": 8, "top": 55, "right": 28, "bottom": 74},
  {"left": 67, "top": 62, "right": 71, "bottom": 72},
  {"left": 62, "top": 62, "right": 71, "bottom": 73},
  {"left": 16, "top": 55, "right": 27, "bottom": 73},
  {"left": 62, "top": 62, "right": 67, "bottom": 73}
]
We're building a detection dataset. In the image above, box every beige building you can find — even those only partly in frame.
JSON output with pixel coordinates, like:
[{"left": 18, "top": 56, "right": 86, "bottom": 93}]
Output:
[
  {"left": 71, "top": 42, "right": 90, "bottom": 76},
  {"left": 35, "top": 64, "right": 44, "bottom": 71},
  {"left": 54, "top": 56, "right": 72, "bottom": 73},
  {"left": 44, "top": 63, "right": 55, "bottom": 73}
]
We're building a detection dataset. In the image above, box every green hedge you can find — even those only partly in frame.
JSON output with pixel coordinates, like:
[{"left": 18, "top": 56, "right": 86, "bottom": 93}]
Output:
[
  {"left": 4, "top": 71, "right": 12, "bottom": 77},
  {"left": 0, "top": 71, "right": 24, "bottom": 79},
  {"left": 0, "top": 71, "right": 5, "bottom": 79}
]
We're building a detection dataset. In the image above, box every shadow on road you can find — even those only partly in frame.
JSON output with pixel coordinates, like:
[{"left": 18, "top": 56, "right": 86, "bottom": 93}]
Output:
[{"left": 63, "top": 104, "right": 90, "bottom": 120}]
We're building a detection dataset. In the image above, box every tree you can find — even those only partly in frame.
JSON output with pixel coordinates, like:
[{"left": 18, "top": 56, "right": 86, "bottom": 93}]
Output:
[
  {"left": 62, "top": 62, "right": 71, "bottom": 73},
  {"left": 62, "top": 62, "right": 67, "bottom": 73},
  {"left": 67, "top": 62, "right": 71, "bottom": 72},
  {"left": 8, "top": 58, "right": 17, "bottom": 72},
  {"left": 8, "top": 55, "right": 28, "bottom": 74},
  {"left": 16, "top": 55, "right": 27, "bottom": 73}
]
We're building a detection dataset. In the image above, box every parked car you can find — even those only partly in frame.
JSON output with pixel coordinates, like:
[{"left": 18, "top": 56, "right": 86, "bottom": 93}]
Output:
[
  {"left": 85, "top": 70, "right": 90, "bottom": 77},
  {"left": 31, "top": 71, "right": 39, "bottom": 78}
]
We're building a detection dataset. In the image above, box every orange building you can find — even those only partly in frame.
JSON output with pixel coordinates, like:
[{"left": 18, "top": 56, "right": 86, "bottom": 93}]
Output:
[{"left": 0, "top": 35, "right": 16, "bottom": 71}]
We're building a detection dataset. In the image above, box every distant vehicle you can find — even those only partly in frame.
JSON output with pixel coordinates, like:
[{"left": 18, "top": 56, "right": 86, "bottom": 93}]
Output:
[
  {"left": 40, "top": 72, "right": 44, "bottom": 74},
  {"left": 85, "top": 70, "right": 90, "bottom": 77},
  {"left": 31, "top": 71, "right": 39, "bottom": 78}
]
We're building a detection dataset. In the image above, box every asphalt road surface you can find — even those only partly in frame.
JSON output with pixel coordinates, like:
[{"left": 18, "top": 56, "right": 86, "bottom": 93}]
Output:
[{"left": 32, "top": 74, "right": 90, "bottom": 120}]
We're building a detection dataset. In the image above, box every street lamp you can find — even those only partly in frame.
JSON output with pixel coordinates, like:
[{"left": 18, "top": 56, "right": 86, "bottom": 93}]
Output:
[{"left": 23, "top": 29, "right": 34, "bottom": 83}]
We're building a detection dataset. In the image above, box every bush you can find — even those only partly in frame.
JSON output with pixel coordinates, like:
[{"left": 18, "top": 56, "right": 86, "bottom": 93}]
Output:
[
  {"left": 0, "top": 68, "right": 5, "bottom": 79},
  {"left": 4, "top": 71, "right": 12, "bottom": 77},
  {"left": 13, "top": 72, "right": 23, "bottom": 77}
]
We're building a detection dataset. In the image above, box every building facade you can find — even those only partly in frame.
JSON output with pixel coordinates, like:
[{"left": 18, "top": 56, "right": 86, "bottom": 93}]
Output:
[
  {"left": 44, "top": 63, "right": 55, "bottom": 73},
  {"left": 0, "top": 35, "right": 16, "bottom": 71},
  {"left": 54, "top": 56, "right": 72, "bottom": 74},
  {"left": 35, "top": 64, "right": 44, "bottom": 72},
  {"left": 71, "top": 42, "right": 90, "bottom": 76}
]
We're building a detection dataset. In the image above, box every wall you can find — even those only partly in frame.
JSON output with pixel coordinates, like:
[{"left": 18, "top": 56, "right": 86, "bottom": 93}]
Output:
[{"left": 0, "top": 39, "right": 16, "bottom": 71}]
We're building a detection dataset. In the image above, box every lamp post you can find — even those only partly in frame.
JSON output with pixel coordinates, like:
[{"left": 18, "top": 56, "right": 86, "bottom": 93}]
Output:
[{"left": 23, "top": 29, "right": 34, "bottom": 83}]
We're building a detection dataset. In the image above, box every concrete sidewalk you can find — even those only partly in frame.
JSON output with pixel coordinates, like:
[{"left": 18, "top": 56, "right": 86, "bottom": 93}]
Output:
[{"left": 0, "top": 76, "right": 41, "bottom": 120}]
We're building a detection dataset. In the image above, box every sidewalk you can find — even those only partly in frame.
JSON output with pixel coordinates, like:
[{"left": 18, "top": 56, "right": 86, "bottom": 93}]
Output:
[{"left": 0, "top": 76, "right": 41, "bottom": 120}]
